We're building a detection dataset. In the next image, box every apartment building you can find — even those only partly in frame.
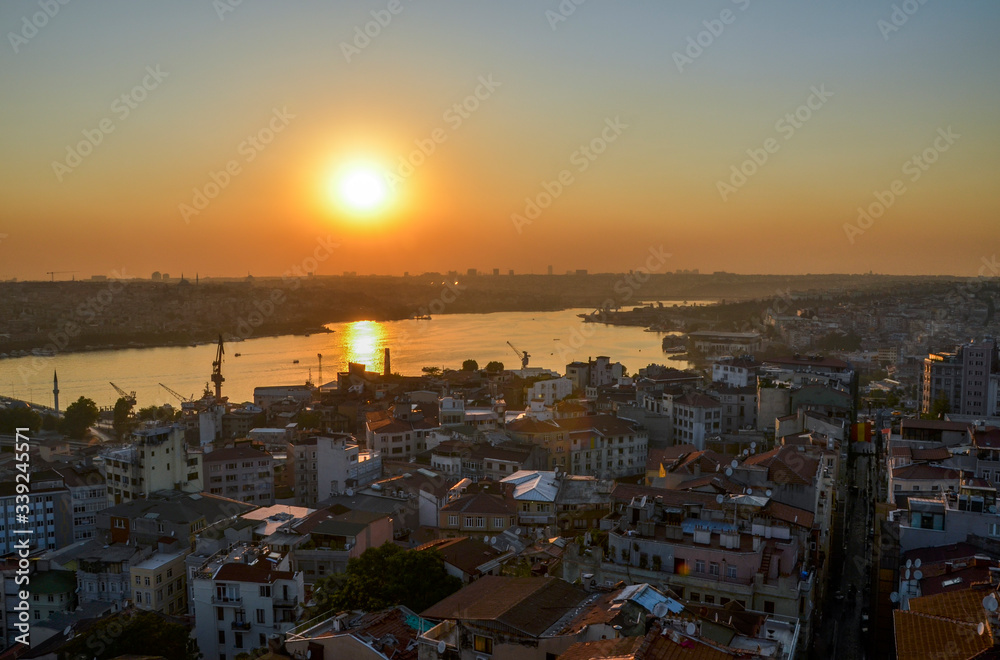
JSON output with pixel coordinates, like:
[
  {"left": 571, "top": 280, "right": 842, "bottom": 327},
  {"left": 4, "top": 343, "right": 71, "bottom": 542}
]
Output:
[{"left": 204, "top": 445, "right": 275, "bottom": 506}]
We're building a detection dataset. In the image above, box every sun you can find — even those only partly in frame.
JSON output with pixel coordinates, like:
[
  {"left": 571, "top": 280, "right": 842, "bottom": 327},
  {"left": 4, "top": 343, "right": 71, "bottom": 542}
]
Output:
[{"left": 331, "top": 165, "right": 391, "bottom": 213}]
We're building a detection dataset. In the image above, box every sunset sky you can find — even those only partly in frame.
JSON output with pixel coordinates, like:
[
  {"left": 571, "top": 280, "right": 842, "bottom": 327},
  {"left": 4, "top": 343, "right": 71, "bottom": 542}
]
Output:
[{"left": 1, "top": 1, "right": 998, "bottom": 279}]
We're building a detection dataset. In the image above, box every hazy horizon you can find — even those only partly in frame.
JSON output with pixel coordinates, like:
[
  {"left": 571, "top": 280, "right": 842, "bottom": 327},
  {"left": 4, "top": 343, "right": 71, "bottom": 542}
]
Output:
[{"left": 2, "top": 1, "right": 998, "bottom": 280}]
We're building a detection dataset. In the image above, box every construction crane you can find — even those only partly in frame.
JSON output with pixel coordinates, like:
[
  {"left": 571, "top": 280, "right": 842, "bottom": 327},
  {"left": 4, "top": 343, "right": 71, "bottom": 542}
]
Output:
[
  {"left": 109, "top": 382, "right": 136, "bottom": 406},
  {"left": 211, "top": 334, "right": 225, "bottom": 401},
  {"left": 506, "top": 341, "right": 530, "bottom": 370},
  {"left": 159, "top": 383, "right": 193, "bottom": 403},
  {"left": 46, "top": 270, "right": 78, "bottom": 281}
]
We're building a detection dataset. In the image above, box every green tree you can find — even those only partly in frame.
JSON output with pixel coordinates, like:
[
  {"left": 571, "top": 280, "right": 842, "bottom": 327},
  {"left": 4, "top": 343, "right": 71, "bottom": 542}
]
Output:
[
  {"left": 461, "top": 359, "right": 479, "bottom": 372},
  {"left": 59, "top": 396, "right": 99, "bottom": 439},
  {"left": 112, "top": 397, "right": 135, "bottom": 439},
  {"left": 0, "top": 406, "right": 42, "bottom": 434},
  {"left": 57, "top": 610, "right": 199, "bottom": 660},
  {"left": 924, "top": 391, "right": 952, "bottom": 420},
  {"left": 297, "top": 410, "right": 324, "bottom": 430},
  {"left": 485, "top": 360, "right": 505, "bottom": 373},
  {"left": 306, "top": 543, "right": 461, "bottom": 619}
]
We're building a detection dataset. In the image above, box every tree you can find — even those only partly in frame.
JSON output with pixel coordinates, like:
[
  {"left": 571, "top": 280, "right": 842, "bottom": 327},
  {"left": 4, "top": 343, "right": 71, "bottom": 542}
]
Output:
[
  {"left": 0, "top": 406, "right": 42, "bottom": 434},
  {"left": 461, "top": 359, "right": 479, "bottom": 372},
  {"left": 421, "top": 366, "right": 442, "bottom": 377},
  {"left": 59, "top": 396, "right": 99, "bottom": 439},
  {"left": 924, "top": 391, "right": 951, "bottom": 420},
  {"left": 306, "top": 543, "right": 461, "bottom": 619},
  {"left": 112, "top": 397, "right": 135, "bottom": 439},
  {"left": 485, "top": 360, "right": 504, "bottom": 373},
  {"left": 57, "top": 610, "right": 199, "bottom": 660},
  {"left": 296, "top": 410, "right": 324, "bottom": 430}
]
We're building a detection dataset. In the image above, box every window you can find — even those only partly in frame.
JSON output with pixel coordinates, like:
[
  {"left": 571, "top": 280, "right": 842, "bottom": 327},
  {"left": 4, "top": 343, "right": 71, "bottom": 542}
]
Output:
[
  {"left": 256, "top": 609, "right": 265, "bottom": 624},
  {"left": 690, "top": 592, "right": 700, "bottom": 602},
  {"left": 494, "top": 517, "right": 505, "bottom": 528},
  {"left": 259, "top": 585, "right": 271, "bottom": 598},
  {"left": 764, "top": 600, "right": 775, "bottom": 614},
  {"left": 695, "top": 560, "right": 705, "bottom": 573},
  {"left": 218, "top": 631, "right": 226, "bottom": 644},
  {"left": 705, "top": 595, "right": 715, "bottom": 604},
  {"left": 726, "top": 565, "right": 737, "bottom": 579},
  {"left": 709, "top": 562, "right": 719, "bottom": 576},
  {"left": 473, "top": 635, "right": 494, "bottom": 654}
]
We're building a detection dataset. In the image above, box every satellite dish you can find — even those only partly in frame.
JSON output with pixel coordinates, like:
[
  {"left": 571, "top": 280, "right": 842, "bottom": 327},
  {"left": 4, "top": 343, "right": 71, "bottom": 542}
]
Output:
[
  {"left": 716, "top": 494, "right": 725, "bottom": 504},
  {"left": 731, "top": 460, "right": 739, "bottom": 468},
  {"left": 890, "top": 592, "right": 899, "bottom": 603},
  {"left": 437, "top": 640, "right": 446, "bottom": 654},
  {"left": 914, "top": 570, "right": 923, "bottom": 580},
  {"left": 979, "top": 622, "right": 986, "bottom": 636},
  {"left": 307, "top": 651, "right": 312, "bottom": 659},
  {"left": 725, "top": 468, "right": 733, "bottom": 477},
  {"left": 906, "top": 559, "right": 912, "bottom": 569},
  {"left": 751, "top": 442, "right": 757, "bottom": 449},
  {"left": 983, "top": 594, "right": 998, "bottom": 612},
  {"left": 686, "top": 622, "right": 696, "bottom": 635},
  {"left": 515, "top": 528, "right": 522, "bottom": 535},
  {"left": 653, "top": 602, "right": 669, "bottom": 617},
  {"left": 765, "top": 489, "right": 773, "bottom": 497},
  {"left": 747, "top": 488, "right": 753, "bottom": 495},
  {"left": 346, "top": 487, "right": 354, "bottom": 496},
  {"left": 905, "top": 569, "right": 911, "bottom": 580},
  {"left": 63, "top": 626, "right": 72, "bottom": 636},
  {"left": 750, "top": 448, "right": 755, "bottom": 455},
  {"left": 914, "top": 558, "right": 921, "bottom": 569}
]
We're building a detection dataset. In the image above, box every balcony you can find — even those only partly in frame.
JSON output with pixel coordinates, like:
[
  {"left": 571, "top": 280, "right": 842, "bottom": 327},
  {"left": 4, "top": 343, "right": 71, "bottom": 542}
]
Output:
[
  {"left": 212, "top": 596, "right": 242, "bottom": 606},
  {"left": 273, "top": 597, "right": 297, "bottom": 608},
  {"left": 231, "top": 620, "right": 251, "bottom": 631}
]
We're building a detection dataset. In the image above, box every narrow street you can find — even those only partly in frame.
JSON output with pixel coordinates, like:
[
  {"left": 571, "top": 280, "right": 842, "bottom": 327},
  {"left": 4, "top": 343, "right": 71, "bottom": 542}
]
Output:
[{"left": 813, "top": 450, "right": 873, "bottom": 659}]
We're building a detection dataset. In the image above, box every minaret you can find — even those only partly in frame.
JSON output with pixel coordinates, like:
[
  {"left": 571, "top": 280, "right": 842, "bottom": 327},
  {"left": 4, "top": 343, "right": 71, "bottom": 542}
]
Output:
[{"left": 53, "top": 370, "right": 59, "bottom": 414}]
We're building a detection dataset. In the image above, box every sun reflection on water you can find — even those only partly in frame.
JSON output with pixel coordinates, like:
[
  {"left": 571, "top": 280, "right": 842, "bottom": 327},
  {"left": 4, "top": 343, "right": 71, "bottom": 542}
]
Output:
[{"left": 338, "top": 320, "right": 387, "bottom": 372}]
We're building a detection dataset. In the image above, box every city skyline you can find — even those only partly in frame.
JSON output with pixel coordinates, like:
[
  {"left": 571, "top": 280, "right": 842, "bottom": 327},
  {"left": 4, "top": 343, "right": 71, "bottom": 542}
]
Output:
[{"left": 2, "top": 1, "right": 999, "bottom": 280}]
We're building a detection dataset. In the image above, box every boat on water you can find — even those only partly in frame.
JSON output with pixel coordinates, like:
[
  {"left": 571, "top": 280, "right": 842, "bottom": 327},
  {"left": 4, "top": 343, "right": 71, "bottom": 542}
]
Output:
[
  {"left": 234, "top": 353, "right": 241, "bottom": 357},
  {"left": 292, "top": 359, "right": 299, "bottom": 364},
  {"left": 412, "top": 315, "right": 432, "bottom": 321},
  {"left": 662, "top": 345, "right": 687, "bottom": 353}
]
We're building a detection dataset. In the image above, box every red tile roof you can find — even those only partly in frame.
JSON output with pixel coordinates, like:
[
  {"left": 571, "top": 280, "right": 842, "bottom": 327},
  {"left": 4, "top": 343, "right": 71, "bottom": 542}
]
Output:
[
  {"left": 213, "top": 561, "right": 294, "bottom": 584},
  {"left": 420, "top": 576, "right": 587, "bottom": 637},
  {"left": 893, "top": 609, "right": 993, "bottom": 660},
  {"left": 440, "top": 491, "right": 514, "bottom": 515}
]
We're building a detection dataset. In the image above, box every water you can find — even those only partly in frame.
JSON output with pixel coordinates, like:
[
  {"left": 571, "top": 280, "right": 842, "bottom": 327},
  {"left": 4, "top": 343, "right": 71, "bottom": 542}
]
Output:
[{"left": 1, "top": 308, "right": 695, "bottom": 409}]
